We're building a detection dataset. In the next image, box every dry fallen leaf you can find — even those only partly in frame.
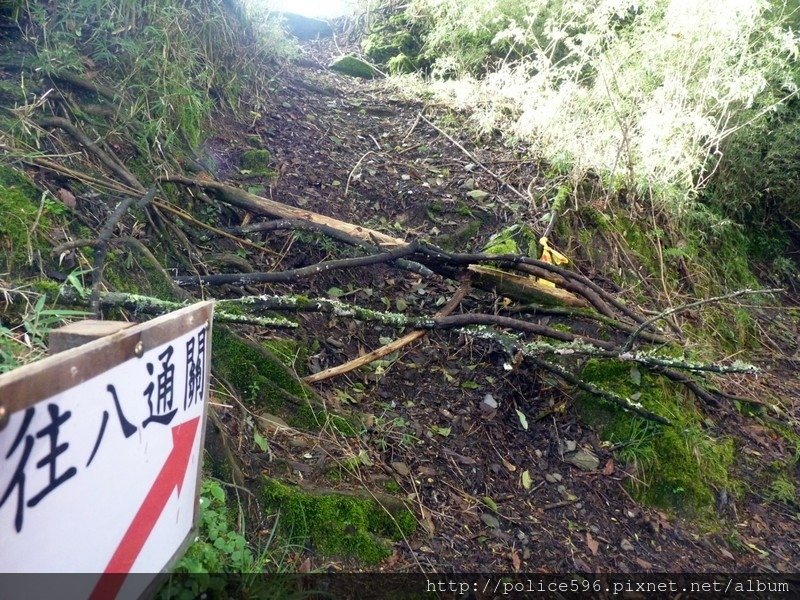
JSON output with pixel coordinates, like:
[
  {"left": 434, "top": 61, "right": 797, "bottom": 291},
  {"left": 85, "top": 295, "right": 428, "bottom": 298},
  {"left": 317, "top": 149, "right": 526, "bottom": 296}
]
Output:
[
  {"left": 56, "top": 188, "right": 76, "bottom": 209},
  {"left": 602, "top": 458, "right": 615, "bottom": 475},
  {"left": 586, "top": 532, "right": 599, "bottom": 555},
  {"left": 501, "top": 457, "right": 517, "bottom": 472},
  {"left": 511, "top": 550, "right": 521, "bottom": 572}
]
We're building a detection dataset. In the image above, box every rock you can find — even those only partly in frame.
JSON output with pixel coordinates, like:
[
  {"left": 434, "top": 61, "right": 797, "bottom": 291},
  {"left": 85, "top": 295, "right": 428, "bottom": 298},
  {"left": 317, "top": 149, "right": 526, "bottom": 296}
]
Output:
[
  {"left": 466, "top": 189, "right": 490, "bottom": 201},
  {"left": 620, "top": 538, "right": 635, "bottom": 552},
  {"left": 280, "top": 12, "right": 333, "bottom": 40},
  {"left": 329, "top": 55, "right": 381, "bottom": 79},
  {"left": 481, "top": 393, "right": 498, "bottom": 409},
  {"left": 545, "top": 473, "right": 562, "bottom": 484},
  {"left": 391, "top": 461, "right": 411, "bottom": 477},
  {"left": 565, "top": 448, "right": 600, "bottom": 472}
]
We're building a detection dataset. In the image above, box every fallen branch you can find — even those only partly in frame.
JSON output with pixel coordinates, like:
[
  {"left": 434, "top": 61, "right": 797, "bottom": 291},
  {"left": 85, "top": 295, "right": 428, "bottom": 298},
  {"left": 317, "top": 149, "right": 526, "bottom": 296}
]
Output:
[
  {"left": 304, "top": 276, "right": 471, "bottom": 384},
  {"left": 528, "top": 357, "right": 671, "bottom": 425},
  {"left": 38, "top": 116, "right": 145, "bottom": 191},
  {"left": 90, "top": 188, "right": 155, "bottom": 316},
  {"left": 223, "top": 218, "right": 433, "bottom": 277},
  {"left": 621, "top": 288, "right": 784, "bottom": 352},
  {"left": 159, "top": 176, "right": 660, "bottom": 326},
  {"left": 173, "top": 241, "right": 421, "bottom": 287},
  {"left": 160, "top": 175, "right": 405, "bottom": 247}
]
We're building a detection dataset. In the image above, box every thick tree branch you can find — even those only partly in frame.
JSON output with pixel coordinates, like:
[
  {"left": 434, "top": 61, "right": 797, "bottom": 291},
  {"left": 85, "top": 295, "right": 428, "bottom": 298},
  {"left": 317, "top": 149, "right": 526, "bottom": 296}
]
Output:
[{"left": 173, "top": 241, "right": 421, "bottom": 287}]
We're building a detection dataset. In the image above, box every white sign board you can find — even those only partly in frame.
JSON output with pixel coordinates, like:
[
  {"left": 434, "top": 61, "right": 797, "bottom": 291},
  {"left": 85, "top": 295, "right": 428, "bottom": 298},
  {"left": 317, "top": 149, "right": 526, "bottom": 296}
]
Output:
[{"left": 0, "top": 302, "right": 213, "bottom": 599}]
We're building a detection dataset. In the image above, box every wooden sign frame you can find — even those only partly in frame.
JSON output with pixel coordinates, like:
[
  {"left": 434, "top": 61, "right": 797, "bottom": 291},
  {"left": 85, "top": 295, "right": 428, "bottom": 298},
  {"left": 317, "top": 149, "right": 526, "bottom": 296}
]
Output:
[{"left": 0, "top": 301, "right": 214, "bottom": 590}]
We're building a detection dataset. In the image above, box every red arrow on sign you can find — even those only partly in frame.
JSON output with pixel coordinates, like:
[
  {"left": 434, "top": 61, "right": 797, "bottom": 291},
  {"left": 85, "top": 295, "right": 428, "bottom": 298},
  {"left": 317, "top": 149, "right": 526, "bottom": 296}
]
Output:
[{"left": 89, "top": 416, "right": 200, "bottom": 600}]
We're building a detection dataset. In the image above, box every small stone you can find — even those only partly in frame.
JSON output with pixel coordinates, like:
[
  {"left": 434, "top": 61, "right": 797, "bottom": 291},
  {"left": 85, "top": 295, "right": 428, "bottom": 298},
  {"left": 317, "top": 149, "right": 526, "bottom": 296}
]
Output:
[
  {"left": 534, "top": 449, "right": 542, "bottom": 458},
  {"left": 465, "top": 163, "right": 476, "bottom": 172},
  {"left": 460, "top": 178, "right": 476, "bottom": 190},
  {"left": 391, "top": 462, "right": 411, "bottom": 477},
  {"left": 481, "top": 393, "right": 498, "bottom": 409},
  {"left": 620, "top": 538, "right": 635, "bottom": 552},
  {"left": 551, "top": 473, "right": 563, "bottom": 482},
  {"left": 565, "top": 448, "right": 600, "bottom": 472},
  {"left": 562, "top": 440, "right": 577, "bottom": 453},
  {"left": 466, "top": 189, "right": 490, "bottom": 201}
]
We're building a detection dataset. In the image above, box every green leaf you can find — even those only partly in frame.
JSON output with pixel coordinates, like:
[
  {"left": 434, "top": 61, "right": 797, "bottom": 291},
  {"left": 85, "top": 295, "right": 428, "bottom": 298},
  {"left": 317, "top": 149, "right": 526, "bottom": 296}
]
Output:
[
  {"left": 515, "top": 409, "right": 529, "bottom": 431},
  {"left": 253, "top": 429, "right": 268, "bottom": 453},
  {"left": 461, "top": 380, "right": 479, "bottom": 389},
  {"left": 521, "top": 470, "right": 532, "bottom": 490},
  {"left": 327, "top": 287, "right": 344, "bottom": 298},
  {"left": 431, "top": 425, "right": 451, "bottom": 437},
  {"left": 482, "top": 496, "right": 498, "bottom": 512}
]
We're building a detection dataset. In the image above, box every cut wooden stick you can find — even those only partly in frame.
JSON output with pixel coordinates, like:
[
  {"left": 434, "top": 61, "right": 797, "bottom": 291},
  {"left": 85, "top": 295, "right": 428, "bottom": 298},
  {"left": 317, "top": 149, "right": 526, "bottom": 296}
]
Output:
[{"left": 160, "top": 175, "right": 405, "bottom": 247}]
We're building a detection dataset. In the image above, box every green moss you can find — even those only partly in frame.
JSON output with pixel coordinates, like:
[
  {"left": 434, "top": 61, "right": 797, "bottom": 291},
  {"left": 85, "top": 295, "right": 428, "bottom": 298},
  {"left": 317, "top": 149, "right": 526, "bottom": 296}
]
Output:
[
  {"left": 104, "top": 248, "right": 180, "bottom": 301},
  {"left": 765, "top": 473, "right": 797, "bottom": 505},
  {"left": 0, "top": 165, "right": 47, "bottom": 272},
  {"left": 383, "top": 480, "right": 402, "bottom": 494},
  {"left": 0, "top": 80, "right": 24, "bottom": 104},
  {"left": 262, "top": 337, "right": 307, "bottom": 376},
  {"left": 240, "top": 149, "right": 272, "bottom": 175},
  {"left": 213, "top": 327, "right": 315, "bottom": 419},
  {"left": 577, "top": 359, "right": 737, "bottom": 516},
  {"left": 387, "top": 53, "right": 416, "bottom": 75},
  {"left": 261, "top": 478, "right": 415, "bottom": 564},
  {"left": 29, "top": 278, "right": 63, "bottom": 297},
  {"left": 439, "top": 219, "right": 480, "bottom": 251}
]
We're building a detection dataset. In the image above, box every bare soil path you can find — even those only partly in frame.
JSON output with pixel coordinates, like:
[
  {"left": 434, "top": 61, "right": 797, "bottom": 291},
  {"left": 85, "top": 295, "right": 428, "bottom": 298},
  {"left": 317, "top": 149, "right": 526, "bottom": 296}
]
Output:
[{"left": 205, "top": 35, "right": 800, "bottom": 573}]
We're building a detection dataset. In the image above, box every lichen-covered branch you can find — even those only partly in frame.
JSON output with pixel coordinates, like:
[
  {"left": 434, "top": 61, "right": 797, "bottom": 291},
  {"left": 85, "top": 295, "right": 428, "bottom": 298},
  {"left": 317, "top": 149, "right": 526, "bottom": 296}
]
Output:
[{"left": 527, "top": 357, "right": 672, "bottom": 425}]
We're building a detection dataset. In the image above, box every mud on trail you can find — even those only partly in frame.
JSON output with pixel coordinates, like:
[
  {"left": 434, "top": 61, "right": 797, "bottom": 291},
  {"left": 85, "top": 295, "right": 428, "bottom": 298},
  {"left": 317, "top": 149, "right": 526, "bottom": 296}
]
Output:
[{"left": 196, "top": 35, "right": 800, "bottom": 573}]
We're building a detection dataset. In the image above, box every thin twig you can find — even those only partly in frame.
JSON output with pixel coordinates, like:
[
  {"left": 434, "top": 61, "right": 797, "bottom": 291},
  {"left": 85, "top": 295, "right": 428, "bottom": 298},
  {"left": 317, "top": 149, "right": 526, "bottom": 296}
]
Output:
[
  {"left": 345, "top": 150, "right": 376, "bottom": 197},
  {"left": 419, "top": 112, "right": 528, "bottom": 209},
  {"left": 90, "top": 188, "right": 156, "bottom": 316},
  {"left": 173, "top": 241, "right": 420, "bottom": 287},
  {"left": 621, "top": 288, "right": 783, "bottom": 352}
]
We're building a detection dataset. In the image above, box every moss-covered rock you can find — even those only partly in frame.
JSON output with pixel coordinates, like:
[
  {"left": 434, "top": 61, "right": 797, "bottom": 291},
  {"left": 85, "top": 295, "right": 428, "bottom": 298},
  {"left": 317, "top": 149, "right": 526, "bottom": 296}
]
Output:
[
  {"left": 387, "top": 53, "right": 416, "bottom": 75},
  {"left": 261, "top": 478, "right": 416, "bottom": 564},
  {"left": 239, "top": 148, "right": 275, "bottom": 177},
  {"left": 329, "top": 55, "right": 381, "bottom": 79},
  {"left": 212, "top": 327, "right": 356, "bottom": 433},
  {"left": 577, "top": 359, "right": 737, "bottom": 516}
]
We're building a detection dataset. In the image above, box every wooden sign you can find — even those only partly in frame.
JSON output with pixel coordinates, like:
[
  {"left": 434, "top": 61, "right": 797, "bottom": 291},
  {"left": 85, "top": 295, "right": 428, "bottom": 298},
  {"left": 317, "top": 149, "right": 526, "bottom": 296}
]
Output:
[{"left": 0, "top": 302, "right": 214, "bottom": 599}]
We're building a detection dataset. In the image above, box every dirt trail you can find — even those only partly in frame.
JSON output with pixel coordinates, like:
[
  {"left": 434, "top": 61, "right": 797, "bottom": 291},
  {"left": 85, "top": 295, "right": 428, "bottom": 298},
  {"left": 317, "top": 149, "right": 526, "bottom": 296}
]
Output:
[{"left": 207, "top": 36, "right": 800, "bottom": 573}]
